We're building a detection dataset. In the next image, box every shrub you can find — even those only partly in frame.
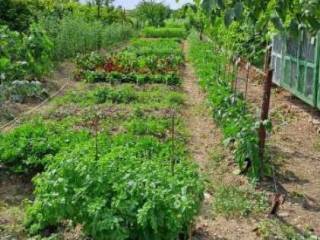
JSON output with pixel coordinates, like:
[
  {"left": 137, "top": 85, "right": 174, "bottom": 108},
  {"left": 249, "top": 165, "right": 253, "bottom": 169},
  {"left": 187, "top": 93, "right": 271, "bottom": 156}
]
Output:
[
  {"left": 0, "top": 0, "right": 36, "bottom": 32},
  {"left": 25, "top": 135, "right": 204, "bottom": 240},
  {"left": 0, "top": 24, "right": 53, "bottom": 84}
]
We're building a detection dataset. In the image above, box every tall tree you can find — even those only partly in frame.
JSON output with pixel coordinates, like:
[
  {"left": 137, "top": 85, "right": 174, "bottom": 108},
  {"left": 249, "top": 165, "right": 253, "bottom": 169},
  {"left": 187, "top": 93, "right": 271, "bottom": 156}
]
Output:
[
  {"left": 135, "top": 0, "right": 171, "bottom": 27},
  {"left": 92, "top": 0, "right": 114, "bottom": 18}
]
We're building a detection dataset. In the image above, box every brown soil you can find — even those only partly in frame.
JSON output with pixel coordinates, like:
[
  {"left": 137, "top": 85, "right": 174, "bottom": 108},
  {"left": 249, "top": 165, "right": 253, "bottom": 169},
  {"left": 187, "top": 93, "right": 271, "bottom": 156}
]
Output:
[
  {"left": 0, "top": 61, "right": 77, "bottom": 131},
  {"left": 182, "top": 39, "right": 320, "bottom": 239},
  {"left": 182, "top": 42, "right": 262, "bottom": 240},
  {"left": 0, "top": 172, "right": 32, "bottom": 239},
  {"left": 237, "top": 63, "right": 320, "bottom": 236}
]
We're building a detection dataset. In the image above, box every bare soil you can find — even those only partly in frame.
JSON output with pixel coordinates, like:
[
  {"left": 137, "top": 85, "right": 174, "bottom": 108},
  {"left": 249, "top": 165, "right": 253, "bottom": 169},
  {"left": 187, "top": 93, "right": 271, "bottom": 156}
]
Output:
[
  {"left": 237, "top": 62, "right": 320, "bottom": 236},
  {"left": 0, "top": 61, "right": 76, "bottom": 130}
]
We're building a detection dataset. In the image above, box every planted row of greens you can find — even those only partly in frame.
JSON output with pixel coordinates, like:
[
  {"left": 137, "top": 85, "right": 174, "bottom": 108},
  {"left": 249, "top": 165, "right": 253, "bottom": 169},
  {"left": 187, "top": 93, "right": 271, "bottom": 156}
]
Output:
[
  {"left": 0, "top": 83, "right": 204, "bottom": 239},
  {"left": 40, "top": 16, "right": 135, "bottom": 60},
  {"left": 142, "top": 27, "right": 187, "bottom": 39},
  {"left": 188, "top": 31, "right": 266, "bottom": 180},
  {"left": 0, "top": 32, "right": 204, "bottom": 239},
  {"left": 75, "top": 38, "right": 184, "bottom": 85}
]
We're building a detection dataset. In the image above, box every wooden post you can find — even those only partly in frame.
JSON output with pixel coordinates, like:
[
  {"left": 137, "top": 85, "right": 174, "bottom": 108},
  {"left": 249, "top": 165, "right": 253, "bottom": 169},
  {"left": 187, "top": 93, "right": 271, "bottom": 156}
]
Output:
[
  {"left": 171, "top": 110, "right": 176, "bottom": 175},
  {"left": 244, "top": 62, "right": 250, "bottom": 100},
  {"left": 258, "top": 46, "right": 273, "bottom": 178},
  {"left": 233, "top": 57, "right": 241, "bottom": 94}
]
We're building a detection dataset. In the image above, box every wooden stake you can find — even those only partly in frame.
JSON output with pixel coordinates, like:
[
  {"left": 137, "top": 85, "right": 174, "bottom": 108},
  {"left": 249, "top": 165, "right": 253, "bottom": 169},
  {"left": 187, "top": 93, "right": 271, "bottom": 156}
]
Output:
[
  {"left": 258, "top": 46, "right": 273, "bottom": 178},
  {"left": 233, "top": 57, "right": 241, "bottom": 94},
  {"left": 171, "top": 110, "right": 176, "bottom": 175},
  {"left": 245, "top": 63, "right": 250, "bottom": 100}
]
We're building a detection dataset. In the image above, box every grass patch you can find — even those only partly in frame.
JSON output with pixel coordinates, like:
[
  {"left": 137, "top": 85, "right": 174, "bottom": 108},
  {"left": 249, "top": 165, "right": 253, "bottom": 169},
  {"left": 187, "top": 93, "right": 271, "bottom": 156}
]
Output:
[
  {"left": 0, "top": 201, "right": 26, "bottom": 238},
  {"left": 213, "top": 185, "right": 268, "bottom": 217},
  {"left": 314, "top": 138, "right": 320, "bottom": 151},
  {"left": 142, "top": 27, "right": 187, "bottom": 39},
  {"left": 257, "top": 219, "right": 317, "bottom": 240}
]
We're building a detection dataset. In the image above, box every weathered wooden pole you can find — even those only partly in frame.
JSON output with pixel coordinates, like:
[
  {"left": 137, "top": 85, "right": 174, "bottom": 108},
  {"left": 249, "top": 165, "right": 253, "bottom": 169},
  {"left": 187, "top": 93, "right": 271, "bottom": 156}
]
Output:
[
  {"left": 244, "top": 62, "right": 250, "bottom": 100},
  {"left": 171, "top": 109, "right": 176, "bottom": 176},
  {"left": 258, "top": 46, "right": 273, "bottom": 179}
]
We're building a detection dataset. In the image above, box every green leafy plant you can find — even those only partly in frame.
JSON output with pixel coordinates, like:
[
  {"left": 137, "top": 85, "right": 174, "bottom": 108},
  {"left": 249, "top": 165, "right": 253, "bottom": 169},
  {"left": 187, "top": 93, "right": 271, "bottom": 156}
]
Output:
[
  {"left": 8, "top": 80, "right": 48, "bottom": 103},
  {"left": 125, "top": 118, "right": 169, "bottom": 138},
  {"left": 0, "top": 119, "right": 90, "bottom": 173},
  {"left": 94, "top": 86, "right": 137, "bottom": 104},
  {"left": 84, "top": 71, "right": 181, "bottom": 85},
  {"left": 142, "top": 27, "right": 187, "bottom": 39},
  {"left": 213, "top": 185, "right": 267, "bottom": 217},
  {"left": 25, "top": 134, "right": 204, "bottom": 240},
  {"left": 76, "top": 38, "right": 183, "bottom": 86}
]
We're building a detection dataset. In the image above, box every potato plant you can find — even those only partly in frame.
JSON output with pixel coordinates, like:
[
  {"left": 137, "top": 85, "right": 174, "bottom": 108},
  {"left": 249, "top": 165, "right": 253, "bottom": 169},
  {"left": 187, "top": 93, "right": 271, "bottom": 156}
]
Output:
[{"left": 26, "top": 135, "right": 203, "bottom": 240}]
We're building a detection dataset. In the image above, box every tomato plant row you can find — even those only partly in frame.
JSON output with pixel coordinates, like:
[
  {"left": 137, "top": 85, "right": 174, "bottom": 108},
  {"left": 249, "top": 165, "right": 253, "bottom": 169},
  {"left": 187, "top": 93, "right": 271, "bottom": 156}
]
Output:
[{"left": 188, "top": 31, "right": 268, "bottom": 180}]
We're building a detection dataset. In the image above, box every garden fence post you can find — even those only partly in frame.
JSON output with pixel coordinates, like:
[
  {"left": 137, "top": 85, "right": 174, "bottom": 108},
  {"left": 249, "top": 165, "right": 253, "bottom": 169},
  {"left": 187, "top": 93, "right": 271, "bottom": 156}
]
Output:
[
  {"left": 245, "top": 62, "right": 250, "bottom": 100},
  {"left": 171, "top": 109, "right": 176, "bottom": 175},
  {"left": 258, "top": 46, "right": 273, "bottom": 179}
]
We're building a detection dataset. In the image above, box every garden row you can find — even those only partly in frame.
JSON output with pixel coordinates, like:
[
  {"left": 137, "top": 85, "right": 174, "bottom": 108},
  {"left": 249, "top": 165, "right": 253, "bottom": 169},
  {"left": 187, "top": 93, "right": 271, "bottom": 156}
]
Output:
[
  {"left": 75, "top": 38, "right": 184, "bottom": 85},
  {"left": 0, "top": 35, "right": 204, "bottom": 239},
  {"left": 188, "top": 31, "right": 267, "bottom": 180}
]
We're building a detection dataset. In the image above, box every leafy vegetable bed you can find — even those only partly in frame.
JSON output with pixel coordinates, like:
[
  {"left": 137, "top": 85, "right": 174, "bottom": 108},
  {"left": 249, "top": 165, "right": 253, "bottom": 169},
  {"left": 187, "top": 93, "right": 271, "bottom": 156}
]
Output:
[
  {"left": 75, "top": 38, "right": 184, "bottom": 85},
  {"left": 0, "top": 35, "right": 204, "bottom": 240}
]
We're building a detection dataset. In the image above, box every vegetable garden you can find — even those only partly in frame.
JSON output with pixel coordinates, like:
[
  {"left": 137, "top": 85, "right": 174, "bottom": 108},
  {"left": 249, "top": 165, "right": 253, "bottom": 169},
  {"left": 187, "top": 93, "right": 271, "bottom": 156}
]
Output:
[{"left": 1, "top": 0, "right": 320, "bottom": 239}]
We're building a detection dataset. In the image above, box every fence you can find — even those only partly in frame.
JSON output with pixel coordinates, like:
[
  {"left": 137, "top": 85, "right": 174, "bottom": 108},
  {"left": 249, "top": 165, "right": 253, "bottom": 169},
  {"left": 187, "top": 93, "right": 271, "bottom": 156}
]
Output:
[{"left": 271, "top": 32, "right": 320, "bottom": 110}]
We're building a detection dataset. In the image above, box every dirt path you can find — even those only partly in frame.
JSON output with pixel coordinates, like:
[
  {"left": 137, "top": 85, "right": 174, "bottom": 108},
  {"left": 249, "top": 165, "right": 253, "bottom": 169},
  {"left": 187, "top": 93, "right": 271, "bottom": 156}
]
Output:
[
  {"left": 181, "top": 43, "right": 217, "bottom": 170},
  {"left": 182, "top": 42, "right": 262, "bottom": 240}
]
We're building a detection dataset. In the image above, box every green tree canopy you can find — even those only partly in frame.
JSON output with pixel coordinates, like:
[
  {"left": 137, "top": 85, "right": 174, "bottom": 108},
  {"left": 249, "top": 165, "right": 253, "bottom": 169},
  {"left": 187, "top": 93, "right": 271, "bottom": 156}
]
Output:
[
  {"left": 200, "top": 0, "right": 320, "bottom": 34},
  {"left": 135, "top": 0, "right": 171, "bottom": 27}
]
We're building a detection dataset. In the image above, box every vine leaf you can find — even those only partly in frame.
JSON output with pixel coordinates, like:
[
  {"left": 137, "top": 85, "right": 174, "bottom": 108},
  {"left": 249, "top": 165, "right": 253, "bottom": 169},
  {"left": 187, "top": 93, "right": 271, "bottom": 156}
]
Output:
[
  {"left": 234, "top": 1, "right": 244, "bottom": 19},
  {"left": 201, "top": 0, "right": 214, "bottom": 14},
  {"left": 270, "top": 14, "right": 284, "bottom": 31},
  {"left": 224, "top": 8, "right": 235, "bottom": 26}
]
